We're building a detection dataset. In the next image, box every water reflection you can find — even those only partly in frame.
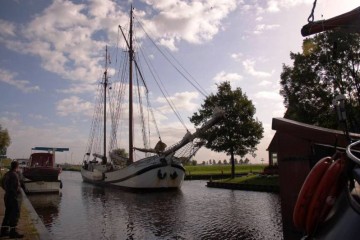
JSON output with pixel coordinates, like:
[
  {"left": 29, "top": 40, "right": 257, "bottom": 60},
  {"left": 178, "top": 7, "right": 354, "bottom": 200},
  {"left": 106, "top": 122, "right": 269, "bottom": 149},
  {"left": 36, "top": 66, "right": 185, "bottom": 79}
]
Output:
[
  {"left": 80, "top": 183, "right": 187, "bottom": 239},
  {"left": 27, "top": 193, "right": 61, "bottom": 227},
  {"left": 29, "top": 171, "right": 283, "bottom": 240}
]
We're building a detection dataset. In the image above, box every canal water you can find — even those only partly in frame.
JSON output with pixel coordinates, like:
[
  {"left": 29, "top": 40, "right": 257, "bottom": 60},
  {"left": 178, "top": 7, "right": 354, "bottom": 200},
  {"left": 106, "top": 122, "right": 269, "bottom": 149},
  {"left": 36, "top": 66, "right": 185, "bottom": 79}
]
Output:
[{"left": 28, "top": 171, "right": 283, "bottom": 240}]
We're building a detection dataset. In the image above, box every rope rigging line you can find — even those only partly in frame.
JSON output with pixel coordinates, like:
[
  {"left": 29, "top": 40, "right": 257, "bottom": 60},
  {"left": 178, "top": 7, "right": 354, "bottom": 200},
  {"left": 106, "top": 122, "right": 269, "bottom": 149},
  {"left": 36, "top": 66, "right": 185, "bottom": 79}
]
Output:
[
  {"left": 138, "top": 44, "right": 189, "bottom": 131},
  {"left": 118, "top": 54, "right": 129, "bottom": 144},
  {"left": 135, "top": 36, "right": 189, "bottom": 131},
  {"left": 110, "top": 51, "right": 128, "bottom": 152},
  {"left": 84, "top": 74, "right": 106, "bottom": 160},
  {"left": 134, "top": 63, "right": 150, "bottom": 150},
  {"left": 134, "top": 16, "right": 208, "bottom": 98},
  {"left": 308, "top": 0, "right": 318, "bottom": 23},
  {"left": 130, "top": 39, "right": 162, "bottom": 148},
  {"left": 95, "top": 87, "right": 105, "bottom": 156},
  {"left": 160, "top": 37, "right": 209, "bottom": 97},
  {"left": 132, "top": 44, "right": 162, "bottom": 140},
  {"left": 146, "top": 98, "right": 152, "bottom": 146},
  {"left": 146, "top": 94, "right": 161, "bottom": 140}
]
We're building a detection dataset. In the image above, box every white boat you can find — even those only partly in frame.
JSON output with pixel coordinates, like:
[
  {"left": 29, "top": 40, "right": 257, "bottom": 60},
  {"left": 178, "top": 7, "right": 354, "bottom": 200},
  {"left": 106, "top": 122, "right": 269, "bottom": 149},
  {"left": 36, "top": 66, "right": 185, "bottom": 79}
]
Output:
[
  {"left": 22, "top": 147, "right": 69, "bottom": 193},
  {"left": 81, "top": 6, "right": 223, "bottom": 190}
]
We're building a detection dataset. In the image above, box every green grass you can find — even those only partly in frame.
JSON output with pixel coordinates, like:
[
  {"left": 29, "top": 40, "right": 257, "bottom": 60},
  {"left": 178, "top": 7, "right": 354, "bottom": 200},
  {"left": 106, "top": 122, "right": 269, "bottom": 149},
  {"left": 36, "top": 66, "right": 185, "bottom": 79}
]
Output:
[
  {"left": 0, "top": 168, "right": 8, "bottom": 182},
  {"left": 60, "top": 164, "right": 82, "bottom": 171},
  {"left": 219, "top": 174, "right": 279, "bottom": 186},
  {"left": 20, "top": 205, "right": 40, "bottom": 239},
  {"left": 184, "top": 164, "right": 266, "bottom": 175},
  {"left": 0, "top": 158, "right": 11, "bottom": 168}
]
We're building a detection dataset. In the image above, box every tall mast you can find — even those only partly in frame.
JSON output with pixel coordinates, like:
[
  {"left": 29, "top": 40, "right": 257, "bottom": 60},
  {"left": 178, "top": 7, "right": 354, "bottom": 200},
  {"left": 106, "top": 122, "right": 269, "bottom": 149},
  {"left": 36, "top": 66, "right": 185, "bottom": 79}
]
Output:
[
  {"left": 128, "top": 6, "right": 134, "bottom": 164},
  {"left": 103, "top": 46, "right": 108, "bottom": 165}
]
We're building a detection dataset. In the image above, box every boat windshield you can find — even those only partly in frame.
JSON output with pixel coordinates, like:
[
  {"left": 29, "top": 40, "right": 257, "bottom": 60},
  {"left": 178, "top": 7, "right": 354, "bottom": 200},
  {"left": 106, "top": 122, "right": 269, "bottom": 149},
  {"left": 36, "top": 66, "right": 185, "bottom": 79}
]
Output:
[{"left": 30, "top": 153, "right": 53, "bottom": 167}]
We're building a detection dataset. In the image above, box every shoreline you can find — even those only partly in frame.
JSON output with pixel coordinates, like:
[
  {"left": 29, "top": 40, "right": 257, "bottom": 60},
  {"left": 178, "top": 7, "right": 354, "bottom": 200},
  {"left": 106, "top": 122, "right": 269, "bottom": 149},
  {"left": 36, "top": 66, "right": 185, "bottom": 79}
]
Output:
[{"left": 206, "top": 181, "right": 279, "bottom": 193}]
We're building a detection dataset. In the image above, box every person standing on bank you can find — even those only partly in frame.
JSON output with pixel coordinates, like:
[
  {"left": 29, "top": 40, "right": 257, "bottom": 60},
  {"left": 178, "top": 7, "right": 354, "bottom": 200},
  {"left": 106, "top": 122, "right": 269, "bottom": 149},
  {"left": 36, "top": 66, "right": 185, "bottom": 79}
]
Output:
[{"left": 0, "top": 161, "right": 24, "bottom": 238}]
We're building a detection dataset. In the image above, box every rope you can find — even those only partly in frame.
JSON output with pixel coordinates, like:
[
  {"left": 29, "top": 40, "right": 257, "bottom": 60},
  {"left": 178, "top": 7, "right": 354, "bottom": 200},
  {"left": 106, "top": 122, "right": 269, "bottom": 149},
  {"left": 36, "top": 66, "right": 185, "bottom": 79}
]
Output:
[
  {"left": 134, "top": 16, "right": 208, "bottom": 98},
  {"left": 137, "top": 40, "right": 189, "bottom": 131},
  {"left": 308, "top": 0, "right": 317, "bottom": 23},
  {"left": 110, "top": 53, "right": 128, "bottom": 151},
  {"left": 135, "top": 63, "right": 150, "bottom": 150}
]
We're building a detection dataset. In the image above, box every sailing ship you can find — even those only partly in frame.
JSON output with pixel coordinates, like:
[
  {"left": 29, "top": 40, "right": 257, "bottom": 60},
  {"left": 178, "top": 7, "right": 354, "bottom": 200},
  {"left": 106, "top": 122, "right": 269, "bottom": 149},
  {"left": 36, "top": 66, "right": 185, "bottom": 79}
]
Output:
[
  {"left": 22, "top": 147, "right": 68, "bottom": 193},
  {"left": 81, "top": 7, "right": 223, "bottom": 190}
]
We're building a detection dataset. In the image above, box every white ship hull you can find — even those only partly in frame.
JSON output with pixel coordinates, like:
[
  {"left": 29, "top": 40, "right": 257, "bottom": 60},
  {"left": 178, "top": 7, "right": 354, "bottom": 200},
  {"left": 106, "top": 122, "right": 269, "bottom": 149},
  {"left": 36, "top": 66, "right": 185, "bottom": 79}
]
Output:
[
  {"left": 81, "top": 156, "right": 185, "bottom": 190},
  {"left": 23, "top": 179, "right": 62, "bottom": 193}
]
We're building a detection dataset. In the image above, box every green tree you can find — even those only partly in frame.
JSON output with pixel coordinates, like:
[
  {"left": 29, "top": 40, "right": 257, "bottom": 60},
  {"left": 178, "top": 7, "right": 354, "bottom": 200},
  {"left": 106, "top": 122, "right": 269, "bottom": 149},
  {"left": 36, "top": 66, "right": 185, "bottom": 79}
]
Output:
[
  {"left": 280, "top": 31, "right": 360, "bottom": 131},
  {"left": 190, "top": 81, "right": 264, "bottom": 178},
  {"left": 112, "top": 148, "right": 128, "bottom": 158},
  {"left": 0, "top": 125, "right": 11, "bottom": 157}
]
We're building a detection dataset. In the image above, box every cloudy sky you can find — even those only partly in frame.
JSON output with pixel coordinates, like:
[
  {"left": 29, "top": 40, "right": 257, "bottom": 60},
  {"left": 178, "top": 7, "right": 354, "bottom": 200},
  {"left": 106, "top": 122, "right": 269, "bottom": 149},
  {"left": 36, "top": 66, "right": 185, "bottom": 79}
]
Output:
[{"left": 1, "top": 0, "right": 358, "bottom": 164}]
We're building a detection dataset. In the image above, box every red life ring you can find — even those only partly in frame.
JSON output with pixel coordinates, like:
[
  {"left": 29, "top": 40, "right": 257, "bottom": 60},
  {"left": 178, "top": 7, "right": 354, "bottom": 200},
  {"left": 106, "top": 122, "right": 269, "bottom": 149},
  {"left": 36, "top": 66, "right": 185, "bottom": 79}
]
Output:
[
  {"left": 305, "top": 156, "right": 346, "bottom": 234},
  {"left": 293, "top": 156, "right": 332, "bottom": 230}
]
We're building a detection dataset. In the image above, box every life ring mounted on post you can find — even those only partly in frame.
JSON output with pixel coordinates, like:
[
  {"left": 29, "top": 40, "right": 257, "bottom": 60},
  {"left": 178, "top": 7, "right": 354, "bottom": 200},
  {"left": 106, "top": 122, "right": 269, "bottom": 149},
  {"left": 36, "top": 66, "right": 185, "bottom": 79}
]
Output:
[
  {"left": 293, "top": 156, "right": 332, "bottom": 230},
  {"left": 293, "top": 153, "right": 347, "bottom": 235},
  {"left": 305, "top": 154, "right": 346, "bottom": 235}
]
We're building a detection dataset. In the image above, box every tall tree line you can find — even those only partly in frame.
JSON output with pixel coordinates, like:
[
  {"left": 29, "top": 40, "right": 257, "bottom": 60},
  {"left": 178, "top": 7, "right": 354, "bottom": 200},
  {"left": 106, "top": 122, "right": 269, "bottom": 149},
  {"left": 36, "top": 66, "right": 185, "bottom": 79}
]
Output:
[{"left": 280, "top": 31, "right": 360, "bottom": 132}]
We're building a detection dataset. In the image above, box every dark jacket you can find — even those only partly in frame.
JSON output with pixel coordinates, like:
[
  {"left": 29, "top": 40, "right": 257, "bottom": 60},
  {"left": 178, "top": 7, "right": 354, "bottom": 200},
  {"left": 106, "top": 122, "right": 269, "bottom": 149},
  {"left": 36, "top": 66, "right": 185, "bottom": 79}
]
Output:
[{"left": 3, "top": 171, "right": 20, "bottom": 197}]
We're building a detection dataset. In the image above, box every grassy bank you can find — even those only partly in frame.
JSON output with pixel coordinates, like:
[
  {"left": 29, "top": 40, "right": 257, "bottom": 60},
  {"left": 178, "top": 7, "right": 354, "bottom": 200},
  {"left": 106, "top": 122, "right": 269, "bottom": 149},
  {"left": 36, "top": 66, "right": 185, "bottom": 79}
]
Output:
[
  {"left": 218, "top": 174, "right": 279, "bottom": 186},
  {"left": 184, "top": 164, "right": 266, "bottom": 176},
  {"left": 20, "top": 205, "right": 39, "bottom": 239},
  {"left": 207, "top": 174, "right": 279, "bottom": 193},
  {"left": 60, "top": 164, "right": 82, "bottom": 171}
]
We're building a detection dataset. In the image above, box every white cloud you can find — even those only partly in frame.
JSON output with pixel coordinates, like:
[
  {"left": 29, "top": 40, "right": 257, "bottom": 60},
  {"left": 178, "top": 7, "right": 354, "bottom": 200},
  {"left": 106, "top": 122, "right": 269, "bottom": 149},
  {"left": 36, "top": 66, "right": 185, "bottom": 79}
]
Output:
[
  {"left": 0, "top": 0, "right": 240, "bottom": 88},
  {"left": 272, "top": 107, "right": 285, "bottom": 118},
  {"left": 238, "top": 0, "right": 313, "bottom": 15},
  {"left": 56, "top": 83, "right": 99, "bottom": 94},
  {"left": 253, "top": 24, "right": 280, "bottom": 34},
  {"left": 258, "top": 80, "right": 272, "bottom": 86},
  {"left": 1, "top": 0, "right": 128, "bottom": 84},
  {"left": 0, "top": 19, "right": 16, "bottom": 37},
  {"left": 242, "top": 59, "right": 273, "bottom": 78},
  {"left": 230, "top": 52, "right": 243, "bottom": 61},
  {"left": 213, "top": 71, "right": 243, "bottom": 84},
  {"left": 0, "top": 68, "right": 40, "bottom": 93},
  {"left": 266, "top": 0, "right": 280, "bottom": 12},
  {"left": 156, "top": 91, "right": 199, "bottom": 113},
  {"left": 159, "top": 37, "right": 178, "bottom": 51},
  {"left": 141, "top": 0, "right": 238, "bottom": 46},
  {"left": 1, "top": 112, "right": 19, "bottom": 118},
  {"left": 266, "top": 0, "right": 313, "bottom": 13},
  {"left": 254, "top": 91, "right": 282, "bottom": 100},
  {"left": 56, "top": 96, "right": 93, "bottom": 116},
  {"left": 28, "top": 114, "right": 48, "bottom": 121}
]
